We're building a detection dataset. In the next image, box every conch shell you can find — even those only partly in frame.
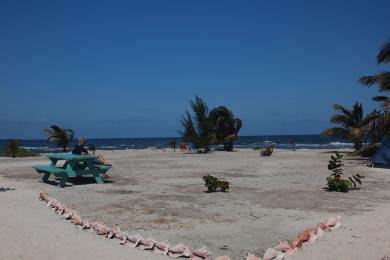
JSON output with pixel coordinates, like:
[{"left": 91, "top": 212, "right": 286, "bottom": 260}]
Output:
[
  {"left": 39, "top": 191, "right": 49, "bottom": 201},
  {"left": 127, "top": 234, "right": 143, "bottom": 247},
  {"left": 168, "top": 243, "right": 191, "bottom": 258},
  {"left": 139, "top": 238, "right": 156, "bottom": 250},
  {"left": 297, "top": 230, "right": 310, "bottom": 242},
  {"left": 327, "top": 216, "right": 342, "bottom": 229},
  {"left": 153, "top": 241, "right": 171, "bottom": 255},
  {"left": 290, "top": 237, "right": 302, "bottom": 249},
  {"left": 91, "top": 222, "right": 109, "bottom": 235},
  {"left": 73, "top": 213, "right": 83, "bottom": 226},
  {"left": 274, "top": 241, "right": 291, "bottom": 252},
  {"left": 317, "top": 222, "right": 330, "bottom": 231},
  {"left": 62, "top": 207, "right": 75, "bottom": 220},
  {"left": 106, "top": 226, "right": 120, "bottom": 239},
  {"left": 192, "top": 246, "right": 212, "bottom": 259}
]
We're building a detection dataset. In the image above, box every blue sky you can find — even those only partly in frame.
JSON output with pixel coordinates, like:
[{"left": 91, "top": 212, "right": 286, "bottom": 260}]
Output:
[{"left": 0, "top": 0, "right": 389, "bottom": 139}]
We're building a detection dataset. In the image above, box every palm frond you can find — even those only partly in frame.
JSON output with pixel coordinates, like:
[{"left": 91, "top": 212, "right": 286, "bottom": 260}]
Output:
[
  {"left": 377, "top": 39, "right": 390, "bottom": 64},
  {"left": 360, "top": 72, "right": 390, "bottom": 92},
  {"left": 333, "top": 104, "right": 352, "bottom": 117},
  {"left": 321, "top": 127, "right": 349, "bottom": 138}
]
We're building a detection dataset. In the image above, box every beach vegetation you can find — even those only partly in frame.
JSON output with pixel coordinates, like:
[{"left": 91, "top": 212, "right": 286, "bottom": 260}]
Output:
[
  {"left": 44, "top": 125, "right": 75, "bottom": 152},
  {"left": 179, "top": 96, "right": 215, "bottom": 153},
  {"left": 259, "top": 146, "right": 274, "bottom": 156},
  {"left": 360, "top": 38, "right": 390, "bottom": 108},
  {"left": 168, "top": 140, "right": 177, "bottom": 152},
  {"left": 321, "top": 102, "right": 373, "bottom": 150},
  {"left": 203, "top": 175, "right": 230, "bottom": 192},
  {"left": 326, "top": 151, "right": 363, "bottom": 192},
  {"left": 179, "top": 96, "right": 242, "bottom": 152},
  {"left": 208, "top": 106, "right": 242, "bottom": 151},
  {"left": 1, "top": 139, "right": 39, "bottom": 158},
  {"left": 4, "top": 139, "right": 20, "bottom": 158}
]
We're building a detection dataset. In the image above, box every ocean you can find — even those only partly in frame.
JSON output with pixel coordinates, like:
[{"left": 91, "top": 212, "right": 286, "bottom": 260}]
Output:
[{"left": 0, "top": 135, "right": 353, "bottom": 153}]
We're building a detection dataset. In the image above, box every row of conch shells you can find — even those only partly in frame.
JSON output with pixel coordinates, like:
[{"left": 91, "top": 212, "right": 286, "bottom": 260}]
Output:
[
  {"left": 39, "top": 191, "right": 215, "bottom": 259},
  {"left": 243, "top": 216, "right": 343, "bottom": 260},
  {"left": 39, "top": 191, "right": 342, "bottom": 260}
]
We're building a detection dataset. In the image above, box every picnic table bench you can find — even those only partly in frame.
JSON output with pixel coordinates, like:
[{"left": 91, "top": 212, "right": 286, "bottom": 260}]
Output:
[{"left": 33, "top": 153, "right": 112, "bottom": 188}]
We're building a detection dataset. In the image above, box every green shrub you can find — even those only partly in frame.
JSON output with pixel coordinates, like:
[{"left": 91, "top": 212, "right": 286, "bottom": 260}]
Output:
[
  {"left": 259, "top": 146, "right": 274, "bottom": 156},
  {"left": 326, "top": 151, "right": 364, "bottom": 192},
  {"left": 218, "top": 181, "right": 230, "bottom": 192},
  {"left": 203, "top": 175, "right": 230, "bottom": 192},
  {"left": 326, "top": 176, "right": 352, "bottom": 192}
]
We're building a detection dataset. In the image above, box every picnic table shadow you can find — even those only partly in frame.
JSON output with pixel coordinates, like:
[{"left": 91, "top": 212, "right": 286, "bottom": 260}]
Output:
[{"left": 41, "top": 176, "right": 113, "bottom": 187}]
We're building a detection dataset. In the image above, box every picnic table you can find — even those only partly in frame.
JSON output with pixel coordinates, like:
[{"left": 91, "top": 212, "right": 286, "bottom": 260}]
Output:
[{"left": 32, "top": 153, "right": 112, "bottom": 188}]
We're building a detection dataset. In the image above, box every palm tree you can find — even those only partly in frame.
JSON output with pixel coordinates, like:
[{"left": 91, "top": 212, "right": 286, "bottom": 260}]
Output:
[
  {"left": 208, "top": 106, "right": 242, "bottom": 151},
  {"left": 179, "top": 96, "right": 215, "bottom": 152},
  {"left": 366, "top": 110, "right": 390, "bottom": 143},
  {"left": 321, "top": 102, "right": 370, "bottom": 150},
  {"left": 360, "top": 38, "right": 390, "bottom": 107},
  {"left": 44, "top": 125, "right": 75, "bottom": 152},
  {"left": 4, "top": 139, "right": 20, "bottom": 158}
]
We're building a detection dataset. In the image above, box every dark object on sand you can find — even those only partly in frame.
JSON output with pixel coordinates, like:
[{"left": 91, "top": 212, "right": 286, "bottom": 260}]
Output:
[{"left": 203, "top": 175, "right": 230, "bottom": 192}]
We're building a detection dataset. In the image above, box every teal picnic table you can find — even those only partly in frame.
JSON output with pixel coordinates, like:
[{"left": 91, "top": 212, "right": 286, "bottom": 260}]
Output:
[{"left": 32, "top": 153, "right": 111, "bottom": 188}]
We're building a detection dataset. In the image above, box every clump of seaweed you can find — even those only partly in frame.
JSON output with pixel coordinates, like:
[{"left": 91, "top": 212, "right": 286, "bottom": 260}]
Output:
[{"left": 203, "top": 175, "right": 230, "bottom": 192}]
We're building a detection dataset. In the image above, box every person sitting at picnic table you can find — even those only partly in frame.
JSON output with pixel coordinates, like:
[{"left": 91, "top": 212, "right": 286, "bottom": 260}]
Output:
[{"left": 72, "top": 138, "right": 112, "bottom": 177}]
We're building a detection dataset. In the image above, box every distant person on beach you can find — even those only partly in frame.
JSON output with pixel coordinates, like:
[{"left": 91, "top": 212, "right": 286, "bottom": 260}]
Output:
[{"left": 72, "top": 138, "right": 112, "bottom": 167}]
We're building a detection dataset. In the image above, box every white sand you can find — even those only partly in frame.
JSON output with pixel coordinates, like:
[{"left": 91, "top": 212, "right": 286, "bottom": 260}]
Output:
[{"left": 1, "top": 149, "right": 390, "bottom": 259}]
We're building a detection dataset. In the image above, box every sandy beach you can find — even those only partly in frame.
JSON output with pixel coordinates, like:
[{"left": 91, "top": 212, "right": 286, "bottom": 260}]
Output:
[{"left": 1, "top": 148, "right": 390, "bottom": 260}]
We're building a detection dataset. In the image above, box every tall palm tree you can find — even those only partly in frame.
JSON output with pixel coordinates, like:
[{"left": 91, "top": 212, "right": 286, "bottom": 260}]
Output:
[
  {"left": 321, "top": 102, "right": 370, "bottom": 150},
  {"left": 44, "top": 125, "right": 75, "bottom": 152},
  {"left": 360, "top": 38, "right": 390, "bottom": 107},
  {"left": 208, "top": 106, "right": 242, "bottom": 151},
  {"left": 179, "top": 96, "right": 215, "bottom": 152}
]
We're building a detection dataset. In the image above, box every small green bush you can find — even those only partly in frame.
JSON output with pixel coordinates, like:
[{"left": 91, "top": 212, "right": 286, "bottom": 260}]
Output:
[
  {"left": 218, "top": 181, "right": 230, "bottom": 192},
  {"left": 326, "top": 151, "right": 364, "bottom": 192},
  {"left": 259, "top": 146, "right": 274, "bottom": 156},
  {"left": 203, "top": 175, "right": 230, "bottom": 192},
  {"left": 326, "top": 176, "right": 352, "bottom": 192}
]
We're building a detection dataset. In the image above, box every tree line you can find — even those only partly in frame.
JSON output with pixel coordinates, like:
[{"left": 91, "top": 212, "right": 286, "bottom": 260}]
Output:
[{"left": 321, "top": 37, "right": 390, "bottom": 151}]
